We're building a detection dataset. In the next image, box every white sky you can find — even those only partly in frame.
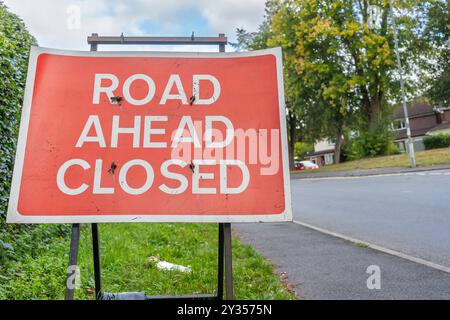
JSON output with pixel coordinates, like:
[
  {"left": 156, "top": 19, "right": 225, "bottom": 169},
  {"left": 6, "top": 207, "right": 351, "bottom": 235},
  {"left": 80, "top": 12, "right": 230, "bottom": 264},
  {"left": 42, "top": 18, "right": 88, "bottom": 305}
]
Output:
[{"left": 3, "top": 0, "right": 266, "bottom": 52}]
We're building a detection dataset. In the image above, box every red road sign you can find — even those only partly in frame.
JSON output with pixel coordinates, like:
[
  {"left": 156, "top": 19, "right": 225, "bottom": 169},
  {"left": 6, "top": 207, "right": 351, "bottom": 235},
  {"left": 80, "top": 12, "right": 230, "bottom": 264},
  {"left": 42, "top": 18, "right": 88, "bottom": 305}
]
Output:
[{"left": 7, "top": 47, "right": 292, "bottom": 223}]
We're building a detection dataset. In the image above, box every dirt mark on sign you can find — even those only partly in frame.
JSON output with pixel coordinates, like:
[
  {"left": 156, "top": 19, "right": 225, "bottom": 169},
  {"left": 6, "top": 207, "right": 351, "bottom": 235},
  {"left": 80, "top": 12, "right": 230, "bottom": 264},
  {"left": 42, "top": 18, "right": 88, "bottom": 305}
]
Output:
[{"left": 108, "top": 161, "right": 118, "bottom": 174}]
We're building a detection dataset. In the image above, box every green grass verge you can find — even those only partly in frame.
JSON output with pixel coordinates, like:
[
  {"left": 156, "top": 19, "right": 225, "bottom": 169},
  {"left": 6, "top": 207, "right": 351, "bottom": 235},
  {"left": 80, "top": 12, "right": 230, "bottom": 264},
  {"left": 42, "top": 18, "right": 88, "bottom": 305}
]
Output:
[
  {"left": 293, "top": 147, "right": 450, "bottom": 174},
  {"left": 1, "top": 223, "right": 293, "bottom": 300}
]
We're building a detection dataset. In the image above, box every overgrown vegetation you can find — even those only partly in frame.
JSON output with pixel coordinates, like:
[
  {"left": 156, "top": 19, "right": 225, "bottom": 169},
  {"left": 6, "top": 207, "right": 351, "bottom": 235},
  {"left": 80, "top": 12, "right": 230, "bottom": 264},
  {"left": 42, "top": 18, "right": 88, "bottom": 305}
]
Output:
[
  {"left": 0, "top": 1, "right": 36, "bottom": 220},
  {"left": 0, "top": 224, "right": 70, "bottom": 299},
  {"left": 424, "top": 133, "right": 450, "bottom": 150},
  {"left": 0, "top": 2, "right": 69, "bottom": 287},
  {"left": 1, "top": 223, "right": 294, "bottom": 300}
]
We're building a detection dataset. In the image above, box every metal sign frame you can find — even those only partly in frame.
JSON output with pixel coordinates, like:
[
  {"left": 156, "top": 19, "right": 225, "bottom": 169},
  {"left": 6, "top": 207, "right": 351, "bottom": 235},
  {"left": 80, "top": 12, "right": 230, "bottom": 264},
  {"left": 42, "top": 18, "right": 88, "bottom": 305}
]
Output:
[{"left": 65, "top": 34, "right": 234, "bottom": 300}]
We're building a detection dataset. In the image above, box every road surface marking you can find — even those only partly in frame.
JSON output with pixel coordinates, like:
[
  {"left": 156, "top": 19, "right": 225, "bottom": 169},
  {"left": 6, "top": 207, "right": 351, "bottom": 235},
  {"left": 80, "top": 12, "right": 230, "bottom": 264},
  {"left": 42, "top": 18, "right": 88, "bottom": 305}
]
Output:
[{"left": 293, "top": 219, "right": 450, "bottom": 275}]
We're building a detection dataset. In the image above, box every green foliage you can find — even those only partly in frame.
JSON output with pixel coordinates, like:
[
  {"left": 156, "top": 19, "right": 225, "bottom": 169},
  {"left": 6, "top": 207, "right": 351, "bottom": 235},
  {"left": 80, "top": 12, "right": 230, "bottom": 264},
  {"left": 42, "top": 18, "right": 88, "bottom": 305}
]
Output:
[
  {"left": 1, "top": 223, "right": 293, "bottom": 300},
  {"left": 344, "top": 127, "right": 399, "bottom": 160},
  {"left": 0, "top": 224, "right": 70, "bottom": 299},
  {"left": 294, "top": 141, "right": 313, "bottom": 159},
  {"left": 231, "top": 0, "right": 280, "bottom": 51},
  {"left": 419, "top": 0, "right": 449, "bottom": 105},
  {"left": 423, "top": 133, "right": 450, "bottom": 150},
  {"left": 0, "top": 4, "right": 71, "bottom": 295},
  {"left": 0, "top": 2, "right": 36, "bottom": 220},
  {"left": 268, "top": 0, "right": 399, "bottom": 140}
]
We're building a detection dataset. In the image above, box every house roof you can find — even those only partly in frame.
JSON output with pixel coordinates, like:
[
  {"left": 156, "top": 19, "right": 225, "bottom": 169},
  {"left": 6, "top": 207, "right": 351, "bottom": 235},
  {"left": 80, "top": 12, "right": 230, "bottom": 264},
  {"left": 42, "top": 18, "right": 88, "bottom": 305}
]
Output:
[
  {"left": 393, "top": 102, "right": 436, "bottom": 120},
  {"left": 427, "top": 122, "right": 450, "bottom": 133},
  {"left": 393, "top": 102, "right": 450, "bottom": 140},
  {"left": 307, "top": 148, "right": 335, "bottom": 157},
  {"left": 395, "top": 127, "right": 432, "bottom": 140}
]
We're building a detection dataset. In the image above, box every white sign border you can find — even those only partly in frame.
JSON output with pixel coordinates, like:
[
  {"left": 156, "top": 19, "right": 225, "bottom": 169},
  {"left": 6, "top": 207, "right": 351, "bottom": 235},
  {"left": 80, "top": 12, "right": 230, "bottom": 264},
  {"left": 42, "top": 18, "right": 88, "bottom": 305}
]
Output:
[{"left": 7, "top": 46, "right": 292, "bottom": 224}]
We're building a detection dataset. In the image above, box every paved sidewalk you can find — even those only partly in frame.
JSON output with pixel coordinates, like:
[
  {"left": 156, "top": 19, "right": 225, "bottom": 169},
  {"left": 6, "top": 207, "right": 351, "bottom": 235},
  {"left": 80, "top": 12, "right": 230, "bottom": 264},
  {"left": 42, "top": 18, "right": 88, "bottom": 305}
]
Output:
[
  {"left": 235, "top": 222, "right": 450, "bottom": 299},
  {"left": 291, "top": 164, "right": 450, "bottom": 179}
]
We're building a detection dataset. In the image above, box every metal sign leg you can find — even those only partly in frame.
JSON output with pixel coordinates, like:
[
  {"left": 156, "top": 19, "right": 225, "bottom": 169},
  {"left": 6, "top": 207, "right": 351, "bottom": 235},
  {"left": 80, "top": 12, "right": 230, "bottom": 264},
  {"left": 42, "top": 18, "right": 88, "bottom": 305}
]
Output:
[
  {"left": 92, "top": 223, "right": 102, "bottom": 299},
  {"left": 65, "top": 223, "right": 80, "bottom": 300},
  {"left": 89, "top": 40, "right": 102, "bottom": 301},
  {"left": 217, "top": 223, "right": 233, "bottom": 300},
  {"left": 217, "top": 223, "right": 224, "bottom": 299},
  {"left": 223, "top": 223, "right": 234, "bottom": 300}
]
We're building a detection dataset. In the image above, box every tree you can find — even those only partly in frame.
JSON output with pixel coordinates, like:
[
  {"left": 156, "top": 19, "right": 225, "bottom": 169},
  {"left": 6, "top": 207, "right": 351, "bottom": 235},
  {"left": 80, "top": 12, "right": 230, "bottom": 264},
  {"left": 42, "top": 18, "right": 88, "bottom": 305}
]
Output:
[
  {"left": 233, "top": 2, "right": 300, "bottom": 168},
  {"left": 419, "top": 0, "right": 449, "bottom": 106},
  {"left": 267, "top": 0, "right": 399, "bottom": 162},
  {"left": 0, "top": 1, "right": 36, "bottom": 220},
  {"left": 233, "top": 1, "right": 281, "bottom": 51},
  {"left": 294, "top": 141, "right": 314, "bottom": 159},
  {"left": 235, "top": 0, "right": 439, "bottom": 162}
]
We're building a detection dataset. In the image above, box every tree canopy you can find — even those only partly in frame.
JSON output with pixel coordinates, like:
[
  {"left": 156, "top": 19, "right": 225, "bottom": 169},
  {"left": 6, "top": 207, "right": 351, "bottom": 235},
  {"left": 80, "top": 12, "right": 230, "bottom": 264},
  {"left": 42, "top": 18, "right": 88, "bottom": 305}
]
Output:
[{"left": 234, "top": 0, "right": 449, "bottom": 163}]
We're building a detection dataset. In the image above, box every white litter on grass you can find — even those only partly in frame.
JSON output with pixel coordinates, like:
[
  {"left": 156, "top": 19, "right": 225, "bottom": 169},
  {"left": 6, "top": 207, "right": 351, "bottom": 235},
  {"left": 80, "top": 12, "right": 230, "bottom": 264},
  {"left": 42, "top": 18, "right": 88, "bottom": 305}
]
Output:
[{"left": 148, "top": 256, "right": 191, "bottom": 273}]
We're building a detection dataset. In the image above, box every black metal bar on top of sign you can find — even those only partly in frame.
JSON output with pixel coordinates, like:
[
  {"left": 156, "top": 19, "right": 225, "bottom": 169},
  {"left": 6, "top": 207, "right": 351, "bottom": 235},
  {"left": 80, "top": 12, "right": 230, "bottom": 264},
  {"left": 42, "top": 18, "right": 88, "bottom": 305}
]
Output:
[
  {"left": 65, "top": 34, "right": 233, "bottom": 301},
  {"left": 87, "top": 33, "right": 228, "bottom": 46}
]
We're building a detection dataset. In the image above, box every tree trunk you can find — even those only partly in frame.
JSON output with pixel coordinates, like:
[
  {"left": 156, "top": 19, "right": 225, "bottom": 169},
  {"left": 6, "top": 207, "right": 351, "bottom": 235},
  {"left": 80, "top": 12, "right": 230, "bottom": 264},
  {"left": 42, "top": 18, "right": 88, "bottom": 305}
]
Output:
[
  {"left": 334, "top": 125, "right": 343, "bottom": 164},
  {"left": 368, "top": 91, "right": 384, "bottom": 131}
]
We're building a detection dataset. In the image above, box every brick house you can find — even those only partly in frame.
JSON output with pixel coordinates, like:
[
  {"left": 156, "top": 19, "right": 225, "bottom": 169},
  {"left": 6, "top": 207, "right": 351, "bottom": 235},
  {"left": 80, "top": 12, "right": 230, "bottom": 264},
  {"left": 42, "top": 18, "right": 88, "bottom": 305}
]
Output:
[
  {"left": 306, "top": 139, "right": 336, "bottom": 167},
  {"left": 393, "top": 102, "right": 450, "bottom": 152},
  {"left": 306, "top": 102, "right": 450, "bottom": 166}
]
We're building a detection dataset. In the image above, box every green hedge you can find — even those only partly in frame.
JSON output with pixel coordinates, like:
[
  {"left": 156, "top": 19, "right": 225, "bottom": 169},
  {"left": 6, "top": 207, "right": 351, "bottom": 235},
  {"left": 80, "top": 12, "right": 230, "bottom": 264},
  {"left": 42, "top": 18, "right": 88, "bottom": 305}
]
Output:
[
  {"left": 423, "top": 133, "right": 450, "bottom": 150},
  {"left": 0, "top": 4, "right": 71, "bottom": 291},
  {"left": 1, "top": 2, "right": 36, "bottom": 220}
]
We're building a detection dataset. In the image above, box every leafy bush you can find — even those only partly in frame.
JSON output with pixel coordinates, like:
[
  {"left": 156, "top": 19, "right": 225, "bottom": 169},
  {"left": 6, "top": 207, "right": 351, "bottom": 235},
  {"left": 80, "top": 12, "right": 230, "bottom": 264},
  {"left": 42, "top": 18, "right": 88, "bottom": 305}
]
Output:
[
  {"left": 344, "top": 128, "right": 399, "bottom": 161},
  {"left": 424, "top": 133, "right": 450, "bottom": 150}
]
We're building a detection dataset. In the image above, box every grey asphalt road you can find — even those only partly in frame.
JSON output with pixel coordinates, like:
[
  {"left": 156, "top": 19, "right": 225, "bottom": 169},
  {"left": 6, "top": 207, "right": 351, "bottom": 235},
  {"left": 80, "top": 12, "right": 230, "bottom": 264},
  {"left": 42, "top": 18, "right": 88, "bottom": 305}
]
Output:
[
  {"left": 236, "top": 223, "right": 450, "bottom": 299},
  {"left": 292, "top": 169, "right": 450, "bottom": 268}
]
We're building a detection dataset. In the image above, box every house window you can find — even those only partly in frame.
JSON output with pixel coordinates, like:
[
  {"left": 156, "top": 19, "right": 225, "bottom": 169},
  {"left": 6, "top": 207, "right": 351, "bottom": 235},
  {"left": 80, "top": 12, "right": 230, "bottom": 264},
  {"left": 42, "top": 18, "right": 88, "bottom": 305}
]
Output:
[
  {"left": 394, "top": 120, "right": 406, "bottom": 130},
  {"left": 324, "top": 153, "right": 334, "bottom": 165}
]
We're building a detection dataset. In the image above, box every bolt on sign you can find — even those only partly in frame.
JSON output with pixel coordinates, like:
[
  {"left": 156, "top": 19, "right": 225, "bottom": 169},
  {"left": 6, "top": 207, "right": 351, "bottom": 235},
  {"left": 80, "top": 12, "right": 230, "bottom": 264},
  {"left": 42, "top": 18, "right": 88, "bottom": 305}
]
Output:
[{"left": 7, "top": 47, "right": 292, "bottom": 223}]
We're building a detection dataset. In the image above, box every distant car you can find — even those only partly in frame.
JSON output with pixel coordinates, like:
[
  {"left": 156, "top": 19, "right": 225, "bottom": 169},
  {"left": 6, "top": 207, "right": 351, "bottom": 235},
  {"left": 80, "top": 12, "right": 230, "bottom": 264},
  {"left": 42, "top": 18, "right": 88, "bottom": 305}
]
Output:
[
  {"left": 294, "top": 160, "right": 319, "bottom": 171},
  {"left": 293, "top": 161, "right": 304, "bottom": 170}
]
